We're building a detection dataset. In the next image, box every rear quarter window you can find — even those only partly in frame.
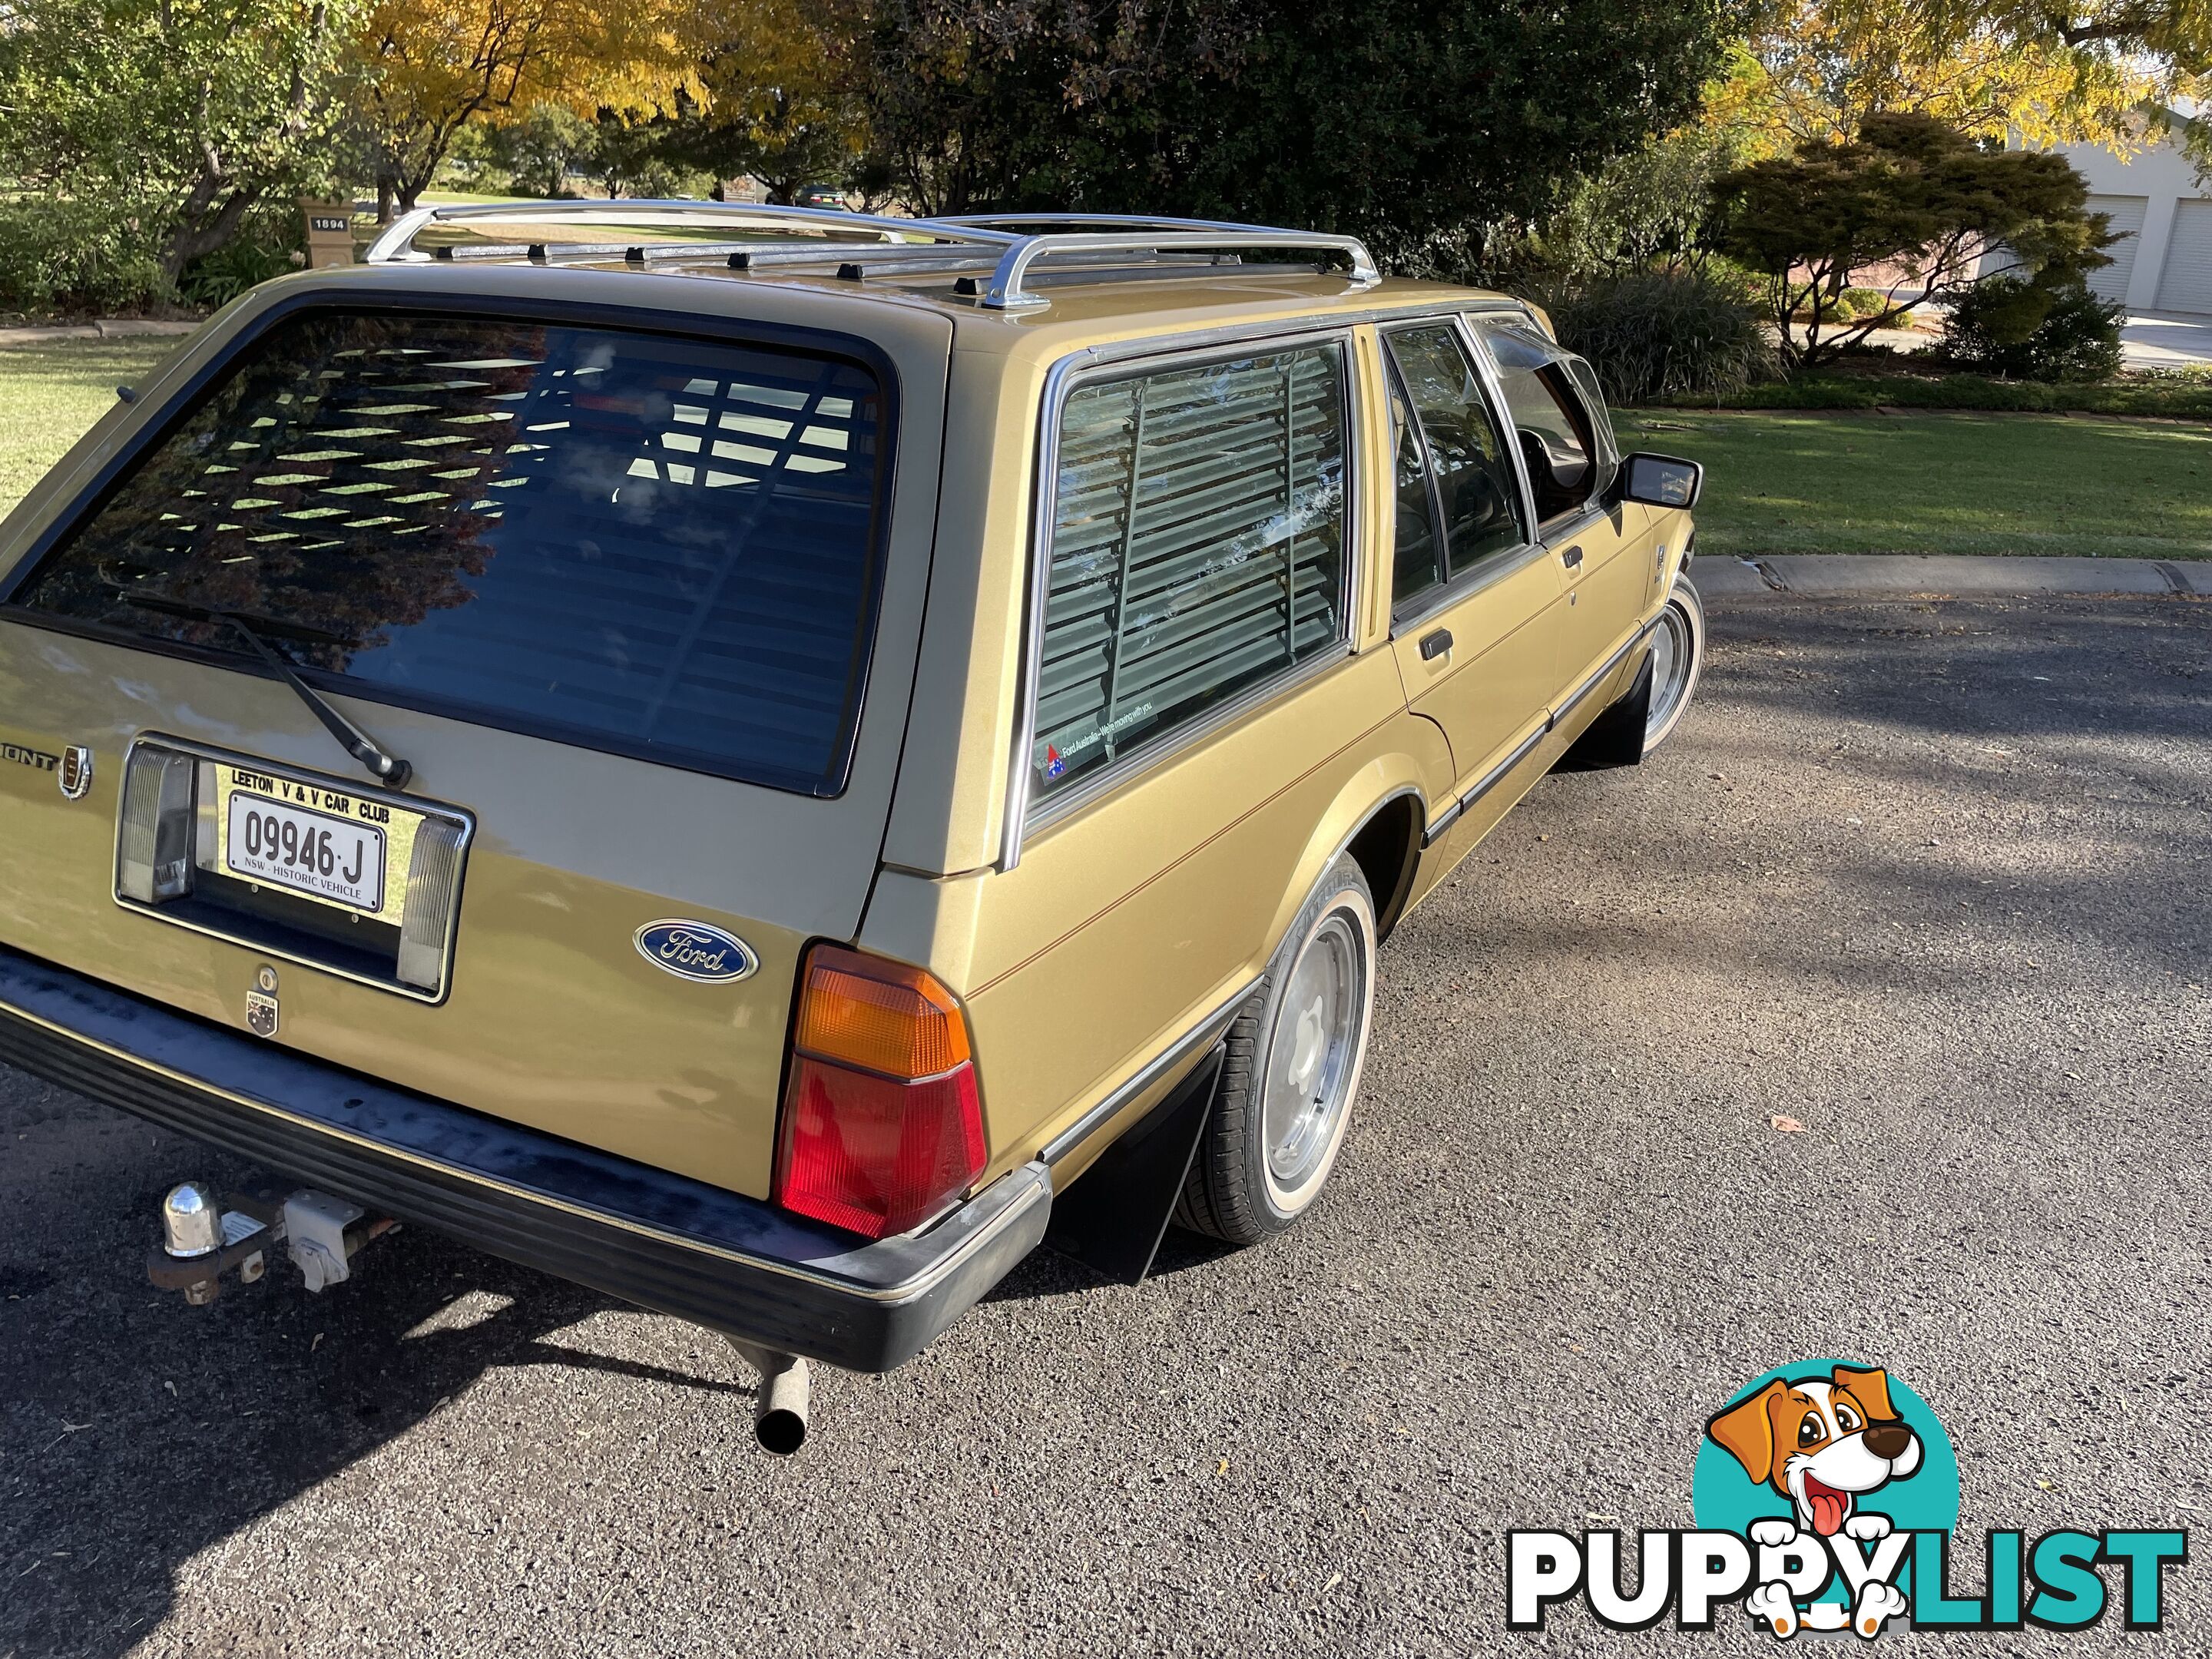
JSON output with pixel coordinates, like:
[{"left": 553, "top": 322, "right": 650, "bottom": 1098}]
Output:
[
  {"left": 8, "top": 309, "right": 893, "bottom": 796},
  {"left": 1029, "top": 341, "right": 1351, "bottom": 800}
]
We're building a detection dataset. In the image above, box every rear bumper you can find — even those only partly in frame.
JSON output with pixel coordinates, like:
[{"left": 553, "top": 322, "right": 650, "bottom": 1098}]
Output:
[{"left": 0, "top": 944, "right": 1050, "bottom": 1372}]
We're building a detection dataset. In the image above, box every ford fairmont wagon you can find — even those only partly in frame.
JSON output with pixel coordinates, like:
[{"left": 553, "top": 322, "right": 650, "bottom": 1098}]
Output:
[{"left": 0, "top": 205, "right": 1704, "bottom": 1450}]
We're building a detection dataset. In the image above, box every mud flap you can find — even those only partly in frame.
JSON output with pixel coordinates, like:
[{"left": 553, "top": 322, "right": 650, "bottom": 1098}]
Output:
[
  {"left": 1552, "top": 648, "right": 1653, "bottom": 773},
  {"left": 1044, "top": 1045, "right": 1224, "bottom": 1286}
]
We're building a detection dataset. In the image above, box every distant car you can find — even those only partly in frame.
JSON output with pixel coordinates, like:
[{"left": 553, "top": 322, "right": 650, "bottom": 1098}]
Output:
[
  {"left": 797, "top": 185, "right": 847, "bottom": 210},
  {"left": 0, "top": 200, "right": 1704, "bottom": 1448}
]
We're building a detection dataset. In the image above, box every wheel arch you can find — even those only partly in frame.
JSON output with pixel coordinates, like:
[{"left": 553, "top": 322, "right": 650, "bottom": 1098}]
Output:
[
  {"left": 1345, "top": 790, "right": 1424, "bottom": 942},
  {"left": 1263, "top": 760, "right": 1431, "bottom": 966}
]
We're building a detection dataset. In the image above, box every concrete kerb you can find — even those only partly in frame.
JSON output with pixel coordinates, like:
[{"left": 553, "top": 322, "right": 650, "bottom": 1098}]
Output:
[
  {"left": 1691, "top": 553, "right": 2212, "bottom": 601},
  {"left": 0, "top": 319, "right": 204, "bottom": 349}
]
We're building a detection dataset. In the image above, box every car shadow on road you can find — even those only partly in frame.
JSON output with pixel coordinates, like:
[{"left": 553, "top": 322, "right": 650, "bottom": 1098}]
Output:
[
  {"left": 0, "top": 1104, "right": 751, "bottom": 1659},
  {"left": 2, "top": 1088, "right": 1249, "bottom": 1654}
]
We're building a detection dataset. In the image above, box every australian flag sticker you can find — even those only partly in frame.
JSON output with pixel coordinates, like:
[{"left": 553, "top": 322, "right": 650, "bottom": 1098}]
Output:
[{"left": 1044, "top": 744, "right": 1066, "bottom": 780}]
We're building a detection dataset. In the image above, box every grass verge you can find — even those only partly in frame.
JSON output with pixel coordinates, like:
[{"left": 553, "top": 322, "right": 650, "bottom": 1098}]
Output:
[
  {"left": 1648, "top": 369, "right": 2212, "bottom": 419},
  {"left": 0, "top": 339, "right": 184, "bottom": 514},
  {"left": 1615, "top": 408, "right": 2212, "bottom": 560}
]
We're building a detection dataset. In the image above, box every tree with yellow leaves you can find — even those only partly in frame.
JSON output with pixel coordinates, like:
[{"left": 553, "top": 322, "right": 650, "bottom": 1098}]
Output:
[
  {"left": 1714, "top": 0, "right": 2202, "bottom": 156},
  {"left": 351, "top": 0, "right": 699, "bottom": 218},
  {"left": 652, "top": 0, "right": 869, "bottom": 204}
]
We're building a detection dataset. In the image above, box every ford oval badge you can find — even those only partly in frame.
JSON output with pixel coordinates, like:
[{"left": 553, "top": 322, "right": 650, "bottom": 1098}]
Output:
[{"left": 634, "top": 919, "right": 760, "bottom": 984}]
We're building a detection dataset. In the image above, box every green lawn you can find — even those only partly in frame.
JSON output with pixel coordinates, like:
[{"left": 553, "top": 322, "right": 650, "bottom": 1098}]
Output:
[
  {"left": 1616, "top": 409, "right": 2212, "bottom": 560},
  {"left": 0, "top": 339, "right": 182, "bottom": 514}
]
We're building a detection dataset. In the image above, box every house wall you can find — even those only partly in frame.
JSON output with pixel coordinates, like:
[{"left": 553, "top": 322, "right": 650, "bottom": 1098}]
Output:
[{"left": 2056, "top": 127, "right": 2210, "bottom": 314}]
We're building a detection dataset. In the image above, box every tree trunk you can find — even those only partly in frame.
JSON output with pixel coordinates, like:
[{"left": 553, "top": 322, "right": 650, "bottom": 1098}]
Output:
[
  {"left": 376, "top": 177, "right": 395, "bottom": 224},
  {"left": 158, "top": 188, "right": 257, "bottom": 285}
]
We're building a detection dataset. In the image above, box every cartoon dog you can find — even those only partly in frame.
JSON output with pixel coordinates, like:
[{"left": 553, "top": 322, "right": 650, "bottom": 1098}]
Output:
[
  {"left": 1708, "top": 1363, "right": 1922, "bottom": 1538},
  {"left": 1708, "top": 1364, "right": 1925, "bottom": 1638}
]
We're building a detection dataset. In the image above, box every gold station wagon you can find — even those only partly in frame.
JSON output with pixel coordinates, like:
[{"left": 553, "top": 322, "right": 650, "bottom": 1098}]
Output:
[{"left": 0, "top": 204, "right": 1704, "bottom": 1450}]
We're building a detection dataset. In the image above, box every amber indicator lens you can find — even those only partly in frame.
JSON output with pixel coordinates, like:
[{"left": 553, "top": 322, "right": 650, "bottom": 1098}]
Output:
[{"left": 793, "top": 945, "right": 971, "bottom": 1080}]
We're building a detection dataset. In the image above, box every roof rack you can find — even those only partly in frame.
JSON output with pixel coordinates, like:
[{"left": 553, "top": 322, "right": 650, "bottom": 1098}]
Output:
[{"left": 359, "top": 201, "right": 1381, "bottom": 310}]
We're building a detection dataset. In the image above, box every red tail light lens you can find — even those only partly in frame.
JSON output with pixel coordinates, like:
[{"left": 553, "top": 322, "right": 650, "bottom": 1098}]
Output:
[{"left": 773, "top": 945, "right": 986, "bottom": 1240}]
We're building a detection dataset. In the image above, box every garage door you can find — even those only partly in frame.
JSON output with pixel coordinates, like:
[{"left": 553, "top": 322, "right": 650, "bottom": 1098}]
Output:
[
  {"left": 2156, "top": 199, "right": 2212, "bottom": 315},
  {"left": 2085, "top": 194, "right": 2147, "bottom": 304}
]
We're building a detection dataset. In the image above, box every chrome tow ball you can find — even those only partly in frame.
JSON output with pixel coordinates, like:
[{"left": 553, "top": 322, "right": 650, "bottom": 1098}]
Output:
[
  {"left": 149, "top": 1181, "right": 394, "bottom": 1304},
  {"left": 152, "top": 1181, "right": 269, "bottom": 1306}
]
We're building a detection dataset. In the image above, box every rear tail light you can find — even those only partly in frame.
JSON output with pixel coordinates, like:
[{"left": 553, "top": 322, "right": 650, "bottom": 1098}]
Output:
[{"left": 773, "top": 945, "right": 986, "bottom": 1240}]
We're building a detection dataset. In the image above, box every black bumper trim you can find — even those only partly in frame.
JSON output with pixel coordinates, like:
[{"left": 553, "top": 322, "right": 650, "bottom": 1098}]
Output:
[{"left": 0, "top": 945, "right": 1050, "bottom": 1372}]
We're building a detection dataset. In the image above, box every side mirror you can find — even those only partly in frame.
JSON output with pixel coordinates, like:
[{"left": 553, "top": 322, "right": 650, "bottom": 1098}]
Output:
[{"left": 1617, "top": 452, "right": 1702, "bottom": 511}]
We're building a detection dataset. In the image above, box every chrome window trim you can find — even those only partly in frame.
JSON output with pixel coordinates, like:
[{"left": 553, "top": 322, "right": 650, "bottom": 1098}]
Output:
[
  {"left": 1376, "top": 332, "right": 1454, "bottom": 609},
  {"left": 1449, "top": 313, "right": 1547, "bottom": 547},
  {"left": 1021, "top": 641, "right": 1357, "bottom": 843},
  {"left": 999, "top": 325, "right": 1365, "bottom": 869},
  {"left": 1535, "top": 499, "right": 1615, "bottom": 553},
  {"left": 1388, "top": 536, "right": 1551, "bottom": 637},
  {"left": 1042, "top": 300, "right": 1546, "bottom": 376}
]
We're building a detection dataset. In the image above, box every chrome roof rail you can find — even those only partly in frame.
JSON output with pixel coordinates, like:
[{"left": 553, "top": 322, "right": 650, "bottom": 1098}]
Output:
[
  {"left": 933, "top": 213, "right": 1293, "bottom": 232},
  {"left": 363, "top": 200, "right": 1016, "bottom": 265},
  {"left": 359, "top": 199, "right": 1385, "bottom": 309},
  {"left": 974, "top": 228, "right": 1381, "bottom": 310}
]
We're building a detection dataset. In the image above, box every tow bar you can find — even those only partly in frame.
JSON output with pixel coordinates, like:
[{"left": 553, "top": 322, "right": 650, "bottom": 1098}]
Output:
[
  {"left": 147, "top": 1180, "right": 396, "bottom": 1306},
  {"left": 149, "top": 1181, "right": 816, "bottom": 1453}
]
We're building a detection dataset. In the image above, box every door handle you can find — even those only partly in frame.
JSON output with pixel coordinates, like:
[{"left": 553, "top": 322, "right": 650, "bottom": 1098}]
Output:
[
  {"left": 1560, "top": 544, "right": 1584, "bottom": 569},
  {"left": 1419, "top": 628, "right": 1452, "bottom": 661}
]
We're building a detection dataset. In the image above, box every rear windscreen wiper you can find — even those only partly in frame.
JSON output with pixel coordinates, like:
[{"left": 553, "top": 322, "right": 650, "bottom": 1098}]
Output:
[{"left": 112, "top": 588, "right": 413, "bottom": 790}]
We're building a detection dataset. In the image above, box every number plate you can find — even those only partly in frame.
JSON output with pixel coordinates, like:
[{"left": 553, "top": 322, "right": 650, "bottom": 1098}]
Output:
[
  {"left": 226, "top": 793, "right": 386, "bottom": 911},
  {"left": 214, "top": 766, "right": 420, "bottom": 922}
]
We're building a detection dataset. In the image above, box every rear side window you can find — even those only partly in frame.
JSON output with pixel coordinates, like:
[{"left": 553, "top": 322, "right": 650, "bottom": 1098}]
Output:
[
  {"left": 1031, "top": 343, "right": 1349, "bottom": 799},
  {"left": 12, "top": 310, "right": 890, "bottom": 796}
]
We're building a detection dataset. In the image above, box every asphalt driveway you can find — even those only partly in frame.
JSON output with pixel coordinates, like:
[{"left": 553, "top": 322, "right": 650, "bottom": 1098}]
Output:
[{"left": 3, "top": 593, "right": 2209, "bottom": 1657}]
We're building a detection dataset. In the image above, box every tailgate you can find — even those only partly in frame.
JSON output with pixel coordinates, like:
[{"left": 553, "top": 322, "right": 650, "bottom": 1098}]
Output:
[{"left": 0, "top": 289, "right": 951, "bottom": 1199}]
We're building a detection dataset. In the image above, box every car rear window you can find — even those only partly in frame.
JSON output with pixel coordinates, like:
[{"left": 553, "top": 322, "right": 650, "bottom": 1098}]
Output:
[{"left": 10, "top": 310, "right": 890, "bottom": 796}]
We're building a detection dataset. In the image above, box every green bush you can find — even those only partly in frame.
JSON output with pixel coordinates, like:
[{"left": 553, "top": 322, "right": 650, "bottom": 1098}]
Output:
[
  {"left": 1789, "top": 286, "right": 1902, "bottom": 324},
  {"left": 1939, "top": 278, "right": 2124, "bottom": 382},
  {"left": 0, "top": 192, "right": 310, "bottom": 317},
  {"left": 177, "top": 204, "right": 306, "bottom": 309},
  {"left": 1538, "top": 270, "right": 1777, "bottom": 405},
  {"left": 0, "top": 200, "right": 167, "bottom": 315}
]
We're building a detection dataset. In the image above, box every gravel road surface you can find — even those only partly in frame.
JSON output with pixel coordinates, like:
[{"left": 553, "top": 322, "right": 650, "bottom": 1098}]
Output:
[{"left": 4, "top": 594, "right": 2209, "bottom": 1657}]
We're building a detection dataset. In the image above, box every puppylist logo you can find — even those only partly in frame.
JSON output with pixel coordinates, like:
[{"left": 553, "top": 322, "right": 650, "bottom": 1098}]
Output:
[{"left": 1508, "top": 1359, "right": 2187, "bottom": 1638}]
